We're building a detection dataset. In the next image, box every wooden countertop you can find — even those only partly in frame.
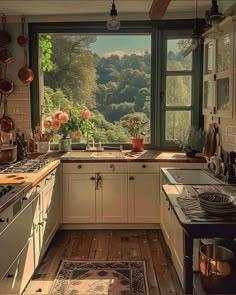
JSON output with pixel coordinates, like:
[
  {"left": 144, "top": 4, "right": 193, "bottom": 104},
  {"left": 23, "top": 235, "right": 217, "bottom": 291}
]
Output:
[{"left": 61, "top": 150, "right": 206, "bottom": 163}]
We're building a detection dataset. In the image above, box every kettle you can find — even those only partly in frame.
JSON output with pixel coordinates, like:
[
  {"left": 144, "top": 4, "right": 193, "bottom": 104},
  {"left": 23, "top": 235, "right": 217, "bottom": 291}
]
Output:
[{"left": 207, "top": 153, "right": 222, "bottom": 176}]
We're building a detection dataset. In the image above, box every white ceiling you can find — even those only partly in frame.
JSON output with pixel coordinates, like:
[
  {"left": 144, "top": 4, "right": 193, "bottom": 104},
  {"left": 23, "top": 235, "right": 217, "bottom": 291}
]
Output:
[{"left": 0, "top": 0, "right": 234, "bottom": 19}]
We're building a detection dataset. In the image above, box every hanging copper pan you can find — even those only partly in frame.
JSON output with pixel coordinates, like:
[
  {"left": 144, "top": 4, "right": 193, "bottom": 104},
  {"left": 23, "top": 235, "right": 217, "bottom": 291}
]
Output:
[
  {"left": 0, "top": 95, "right": 14, "bottom": 132},
  {"left": 17, "top": 16, "right": 28, "bottom": 47},
  {"left": 0, "top": 49, "right": 12, "bottom": 63},
  {"left": 0, "top": 15, "right": 11, "bottom": 48},
  {"left": 0, "top": 63, "right": 14, "bottom": 95},
  {"left": 18, "top": 47, "right": 34, "bottom": 84}
]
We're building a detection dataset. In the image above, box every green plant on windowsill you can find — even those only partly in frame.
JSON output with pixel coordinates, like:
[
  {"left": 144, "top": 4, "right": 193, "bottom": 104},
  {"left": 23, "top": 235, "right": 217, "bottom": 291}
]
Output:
[{"left": 175, "top": 127, "right": 207, "bottom": 157}]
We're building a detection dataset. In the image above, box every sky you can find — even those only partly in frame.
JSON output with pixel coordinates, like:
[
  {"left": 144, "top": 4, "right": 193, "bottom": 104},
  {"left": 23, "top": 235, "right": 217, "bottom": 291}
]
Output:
[{"left": 89, "top": 35, "right": 151, "bottom": 57}]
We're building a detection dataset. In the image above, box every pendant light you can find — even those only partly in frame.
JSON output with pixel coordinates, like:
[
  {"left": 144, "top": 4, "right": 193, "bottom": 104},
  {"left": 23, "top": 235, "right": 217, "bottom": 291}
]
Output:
[
  {"left": 106, "top": 0, "right": 120, "bottom": 31},
  {"left": 205, "top": 0, "right": 224, "bottom": 39}
]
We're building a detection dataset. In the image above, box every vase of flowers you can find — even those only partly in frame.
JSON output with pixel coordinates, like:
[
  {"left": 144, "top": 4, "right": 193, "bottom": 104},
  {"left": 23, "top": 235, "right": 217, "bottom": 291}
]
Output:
[
  {"left": 34, "top": 125, "right": 52, "bottom": 153},
  {"left": 125, "top": 115, "right": 148, "bottom": 152}
]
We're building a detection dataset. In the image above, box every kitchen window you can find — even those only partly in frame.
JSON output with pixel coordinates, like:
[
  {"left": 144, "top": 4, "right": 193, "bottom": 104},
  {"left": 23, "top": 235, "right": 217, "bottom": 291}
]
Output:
[{"left": 29, "top": 22, "right": 202, "bottom": 148}]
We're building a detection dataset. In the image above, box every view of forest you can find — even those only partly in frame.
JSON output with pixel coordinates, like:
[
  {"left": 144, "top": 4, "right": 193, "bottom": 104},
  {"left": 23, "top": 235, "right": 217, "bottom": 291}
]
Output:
[{"left": 40, "top": 34, "right": 192, "bottom": 143}]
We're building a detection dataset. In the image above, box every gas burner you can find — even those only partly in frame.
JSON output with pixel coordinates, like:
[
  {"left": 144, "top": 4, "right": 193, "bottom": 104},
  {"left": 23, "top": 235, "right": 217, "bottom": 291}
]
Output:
[
  {"left": 0, "top": 158, "right": 51, "bottom": 174},
  {"left": 0, "top": 184, "right": 15, "bottom": 199}
]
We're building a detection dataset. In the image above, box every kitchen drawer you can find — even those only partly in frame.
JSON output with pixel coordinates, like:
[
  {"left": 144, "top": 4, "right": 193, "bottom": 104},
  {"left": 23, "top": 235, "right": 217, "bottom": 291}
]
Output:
[
  {"left": 128, "top": 162, "right": 159, "bottom": 173},
  {"left": 63, "top": 163, "right": 127, "bottom": 174},
  {"left": 0, "top": 204, "right": 33, "bottom": 279},
  {"left": 0, "top": 238, "right": 34, "bottom": 295}
]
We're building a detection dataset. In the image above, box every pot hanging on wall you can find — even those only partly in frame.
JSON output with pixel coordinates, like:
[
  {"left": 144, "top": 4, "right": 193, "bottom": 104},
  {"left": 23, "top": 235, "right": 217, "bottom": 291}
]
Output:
[{"left": 18, "top": 47, "right": 34, "bottom": 83}]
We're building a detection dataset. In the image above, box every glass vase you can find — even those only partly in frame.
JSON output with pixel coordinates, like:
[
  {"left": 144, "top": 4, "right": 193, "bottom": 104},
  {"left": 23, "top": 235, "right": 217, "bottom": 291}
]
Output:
[{"left": 59, "top": 138, "right": 72, "bottom": 152}]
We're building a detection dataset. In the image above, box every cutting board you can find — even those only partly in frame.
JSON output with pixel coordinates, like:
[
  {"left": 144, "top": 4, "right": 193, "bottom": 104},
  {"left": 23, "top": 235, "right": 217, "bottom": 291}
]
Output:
[{"left": 204, "top": 123, "right": 218, "bottom": 158}]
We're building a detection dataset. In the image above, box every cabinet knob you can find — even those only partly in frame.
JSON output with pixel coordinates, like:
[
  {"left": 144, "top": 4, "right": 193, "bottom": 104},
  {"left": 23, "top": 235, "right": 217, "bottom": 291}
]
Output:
[
  {"left": 90, "top": 176, "right": 95, "bottom": 181},
  {"left": 0, "top": 218, "right": 5, "bottom": 222},
  {"left": 22, "top": 196, "right": 28, "bottom": 201},
  {"left": 38, "top": 222, "right": 44, "bottom": 226},
  {"left": 129, "top": 176, "right": 134, "bottom": 180},
  {"left": 110, "top": 164, "right": 114, "bottom": 169},
  {"left": 77, "top": 165, "right": 82, "bottom": 169},
  {"left": 7, "top": 274, "right": 14, "bottom": 278},
  {"left": 142, "top": 164, "right": 146, "bottom": 168}
]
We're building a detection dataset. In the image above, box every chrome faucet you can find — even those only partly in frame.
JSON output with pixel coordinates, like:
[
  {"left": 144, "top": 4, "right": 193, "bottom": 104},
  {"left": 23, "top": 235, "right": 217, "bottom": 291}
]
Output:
[{"left": 102, "top": 145, "right": 123, "bottom": 152}]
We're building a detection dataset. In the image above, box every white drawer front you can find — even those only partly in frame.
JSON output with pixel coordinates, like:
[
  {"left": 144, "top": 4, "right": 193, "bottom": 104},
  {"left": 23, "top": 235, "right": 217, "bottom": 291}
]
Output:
[
  {"left": 63, "top": 163, "right": 127, "bottom": 174},
  {"left": 128, "top": 162, "right": 159, "bottom": 173}
]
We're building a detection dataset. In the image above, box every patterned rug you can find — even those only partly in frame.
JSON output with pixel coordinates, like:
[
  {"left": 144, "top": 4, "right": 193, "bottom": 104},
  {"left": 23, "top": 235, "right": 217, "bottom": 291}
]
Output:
[{"left": 50, "top": 260, "right": 149, "bottom": 295}]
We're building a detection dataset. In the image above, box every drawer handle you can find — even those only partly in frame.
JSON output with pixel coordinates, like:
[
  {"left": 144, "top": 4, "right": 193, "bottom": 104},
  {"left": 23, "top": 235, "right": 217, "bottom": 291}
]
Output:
[
  {"left": 110, "top": 164, "right": 114, "bottom": 168},
  {"left": 22, "top": 196, "right": 28, "bottom": 201},
  {"left": 129, "top": 176, "right": 134, "bottom": 180},
  {"left": 38, "top": 222, "right": 44, "bottom": 226},
  {"left": 0, "top": 218, "right": 5, "bottom": 222},
  {"left": 90, "top": 176, "right": 96, "bottom": 181},
  {"left": 51, "top": 172, "right": 55, "bottom": 176},
  {"left": 142, "top": 164, "right": 146, "bottom": 168},
  {"left": 78, "top": 165, "right": 82, "bottom": 169},
  {"left": 7, "top": 274, "right": 14, "bottom": 278},
  {"left": 46, "top": 178, "right": 50, "bottom": 181},
  {"left": 36, "top": 184, "right": 41, "bottom": 189}
]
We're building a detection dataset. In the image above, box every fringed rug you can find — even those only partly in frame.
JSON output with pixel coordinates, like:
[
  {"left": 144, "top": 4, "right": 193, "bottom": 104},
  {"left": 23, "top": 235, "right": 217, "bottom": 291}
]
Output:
[{"left": 49, "top": 260, "right": 149, "bottom": 295}]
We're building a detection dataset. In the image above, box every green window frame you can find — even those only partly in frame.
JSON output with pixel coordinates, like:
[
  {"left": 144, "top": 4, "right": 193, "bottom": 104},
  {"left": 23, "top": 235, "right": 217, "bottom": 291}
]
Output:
[{"left": 29, "top": 20, "right": 203, "bottom": 150}]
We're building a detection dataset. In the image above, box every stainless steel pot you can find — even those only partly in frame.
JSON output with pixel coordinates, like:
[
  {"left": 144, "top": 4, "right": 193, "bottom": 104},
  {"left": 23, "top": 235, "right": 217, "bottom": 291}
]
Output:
[{"left": 0, "top": 145, "right": 17, "bottom": 164}]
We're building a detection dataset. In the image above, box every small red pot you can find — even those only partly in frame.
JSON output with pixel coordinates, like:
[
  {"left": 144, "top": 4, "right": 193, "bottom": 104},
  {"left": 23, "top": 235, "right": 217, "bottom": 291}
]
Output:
[{"left": 132, "top": 138, "right": 144, "bottom": 152}]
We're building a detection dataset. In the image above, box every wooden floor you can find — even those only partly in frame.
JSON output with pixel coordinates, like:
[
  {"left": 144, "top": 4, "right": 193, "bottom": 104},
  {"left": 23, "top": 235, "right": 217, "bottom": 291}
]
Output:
[{"left": 23, "top": 229, "right": 231, "bottom": 295}]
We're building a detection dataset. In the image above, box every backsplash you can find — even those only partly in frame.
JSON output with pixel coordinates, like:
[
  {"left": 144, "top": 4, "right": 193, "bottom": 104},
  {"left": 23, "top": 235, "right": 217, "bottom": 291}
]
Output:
[{"left": 204, "top": 115, "right": 236, "bottom": 152}]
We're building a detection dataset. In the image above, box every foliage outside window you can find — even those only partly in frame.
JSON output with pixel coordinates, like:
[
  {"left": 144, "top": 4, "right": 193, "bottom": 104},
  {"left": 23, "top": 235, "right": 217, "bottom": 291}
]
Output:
[{"left": 39, "top": 34, "right": 151, "bottom": 144}]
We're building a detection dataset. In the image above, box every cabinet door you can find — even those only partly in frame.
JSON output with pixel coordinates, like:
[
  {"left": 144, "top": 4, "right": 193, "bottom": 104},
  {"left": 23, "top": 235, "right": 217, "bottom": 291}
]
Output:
[
  {"left": 41, "top": 177, "right": 59, "bottom": 251},
  {"left": 0, "top": 239, "right": 34, "bottom": 295},
  {"left": 128, "top": 174, "right": 159, "bottom": 223},
  {"left": 63, "top": 174, "right": 95, "bottom": 223},
  {"left": 96, "top": 174, "right": 127, "bottom": 223}
]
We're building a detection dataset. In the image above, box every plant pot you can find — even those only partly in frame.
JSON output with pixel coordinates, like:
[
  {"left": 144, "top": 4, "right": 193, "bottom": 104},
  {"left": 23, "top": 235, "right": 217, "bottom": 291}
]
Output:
[
  {"left": 131, "top": 138, "right": 144, "bottom": 152},
  {"left": 37, "top": 141, "right": 50, "bottom": 154},
  {"left": 59, "top": 138, "right": 72, "bottom": 152}
]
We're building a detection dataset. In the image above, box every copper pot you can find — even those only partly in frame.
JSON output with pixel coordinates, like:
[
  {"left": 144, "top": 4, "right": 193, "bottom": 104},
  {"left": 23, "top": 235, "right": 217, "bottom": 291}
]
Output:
[
  {"left": 17, "top": 17, "right": 28, "bottom": 47},
  {"left": 0, "top": 49, "right": 12, "bottom": 63},
  {"left": 18, "top": 66, "right": 34, "bottom": 84},
  {"left": 0, "top": 15, "right": 11, "bottom": 48},
  {"left": 0, "top": 145, "right": 17, "bottom": 164},
  {"left": 0, "top": 77, "right": 14, "bottom": 95}
]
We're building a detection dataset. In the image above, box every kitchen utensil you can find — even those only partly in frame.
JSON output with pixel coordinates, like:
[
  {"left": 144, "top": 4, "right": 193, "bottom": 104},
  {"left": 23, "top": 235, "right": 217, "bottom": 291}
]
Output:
[
  {"left": 0, "top": 48, "right": 12, "bottom": 64},
  {"left": 0, "top": 15, "right": 11, "bottom": 48},
  {"left": 0, "top": 63, "right": 14, "bottom": 95},
  {"left": 204, "top": 123, "right": 217, "bottom": 158},
  {"left": 215, "top": 132, "right": 222, "bottom": 158},
  {"left": 17, "top": 16, "right": 28, "bottom": 47},
  {"left": 0, "top": 96, "right": 14, "bottom": 132},
  {"left": 0, "top": 144, "right": 17, "bottom": 164},
  {"left": 18, "top": 47, "right": 34, "bottom": 83},
  {"left": 207, "top": 153, "right": 222, "bottom": 175}
]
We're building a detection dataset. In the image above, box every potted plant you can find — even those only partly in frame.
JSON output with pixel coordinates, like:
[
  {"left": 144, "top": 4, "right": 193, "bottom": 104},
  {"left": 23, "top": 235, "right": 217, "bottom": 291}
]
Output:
[
  {"left": 175, "top": 127, "right": 207, "bottom": 157},
  {"left": 34, "top": 124, "right": 52, "bottom": 153},
  {"left": 125, "top": 115, "right": 148, "bottom": 152}
]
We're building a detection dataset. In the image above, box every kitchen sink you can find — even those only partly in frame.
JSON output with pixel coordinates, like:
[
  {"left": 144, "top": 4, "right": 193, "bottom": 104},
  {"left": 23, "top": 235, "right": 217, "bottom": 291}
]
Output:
[
  {"left": 91, "top": 151, "right": 126, "bottom": 158},
  {"left": 161, "top": 168, "right": 222, "bottom": 185},
  {"left": 62, "top": 151, "right": 94, "bottom": 158}
]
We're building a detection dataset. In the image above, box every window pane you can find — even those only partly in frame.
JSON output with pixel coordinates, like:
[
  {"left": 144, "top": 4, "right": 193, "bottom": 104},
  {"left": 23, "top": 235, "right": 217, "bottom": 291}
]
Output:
[
  {"left": 203, "top": 80, "right": 213, "bottom": 109},
  {"left": 217, "top": 78, "right": 230, "bottom": 111},
  {"left": 167, "top": 39, "right": 192, "bottom": 71},
  {"left": 205, "top": 42, "right": 213, "bottom": 74},
  {"left": 39, "top": 34, "right": 151, "bottom": 144},
  {"left": 216, "top": 33, "right": 231, "bottom": 72},
  {"left": 166, "top": 75, "right": 191, "bottom": 106},
  {"left": 165, "top": 111, "right": 191, "bottom": 141}
]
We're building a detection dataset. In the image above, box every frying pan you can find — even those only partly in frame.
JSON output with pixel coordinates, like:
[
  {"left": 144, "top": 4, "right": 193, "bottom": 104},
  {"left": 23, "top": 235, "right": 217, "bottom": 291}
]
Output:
[
  {"left": 0, "top": 63, "right": 14, "bottom": 95},
  {"left": 0, "top": 48, "right": 12, "bottom": 63},
  {"left": 17, "top": 16, "right": 28, "bottom": 47},
  {"left": 18, "top": 47, "right": 34, "bottom": 83},
  {"left": 0, "top": 96, "right": 14, "bottom": 132},
  {"left": 0, "top": 15, "right": 11, "bottom": 48}
]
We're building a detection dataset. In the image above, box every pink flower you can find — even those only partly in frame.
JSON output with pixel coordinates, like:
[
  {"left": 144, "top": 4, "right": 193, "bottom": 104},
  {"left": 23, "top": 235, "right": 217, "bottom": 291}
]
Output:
[
  {"left": 53, "top": 111, "right": 63, "bottom": 120},
  {"left": 51, "top": 119, "right": 60, "bottom": 131},
  {"left": 43, "top": 117, "right": 52, "bottom": 128},
  {"left": 80, "top": 109, "right": 90, "bottom": 120},
  {"left": 58, "top": 113, "right": 69, "bottom": 123},
  {"left": 71, "top": 130, "right": 80, "bottom": 138}
]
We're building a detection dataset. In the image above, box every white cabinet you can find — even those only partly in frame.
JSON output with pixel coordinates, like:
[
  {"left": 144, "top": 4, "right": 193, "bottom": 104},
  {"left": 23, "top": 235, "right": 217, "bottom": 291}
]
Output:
[
  {"left": 96, "top": 174, "right": 127, "bottom": 223},
  {"left": 63, "top": 174, "right": 96, "bottom": 223},
  {"left": 203, "top": 16, "right": 236, "bottom": 118},
  {"left": 128, "top": 173, "right": 159, "bottom": 223},
  {"left": 63, "top": 172, "right": 128, "bottom": 224},
  {"left": 160, "top": 188, "right": 172, "bottom": 245}
]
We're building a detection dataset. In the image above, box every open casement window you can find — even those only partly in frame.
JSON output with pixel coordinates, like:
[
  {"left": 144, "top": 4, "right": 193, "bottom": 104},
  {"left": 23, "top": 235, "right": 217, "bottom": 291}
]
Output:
[{"left": 160, "top": 30, "right": 201, "bottom": 147}]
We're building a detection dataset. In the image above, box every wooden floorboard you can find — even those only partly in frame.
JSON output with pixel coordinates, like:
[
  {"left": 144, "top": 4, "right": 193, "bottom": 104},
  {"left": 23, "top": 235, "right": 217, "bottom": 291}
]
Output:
[{"left": 24, "top": 229, "right": 234, "bottom": 295}]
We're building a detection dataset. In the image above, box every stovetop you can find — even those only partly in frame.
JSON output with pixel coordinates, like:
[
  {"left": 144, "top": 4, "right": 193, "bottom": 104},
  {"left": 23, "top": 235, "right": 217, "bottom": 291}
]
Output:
[{"left": 0, "top": 158, "right": 51, "bottom": 174}]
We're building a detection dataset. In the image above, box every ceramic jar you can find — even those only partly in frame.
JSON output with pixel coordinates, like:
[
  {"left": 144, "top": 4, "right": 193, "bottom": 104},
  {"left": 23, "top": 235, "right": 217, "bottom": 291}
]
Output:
[{"left": 37, "top": 141, "right": 50, "bottom": 153}]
